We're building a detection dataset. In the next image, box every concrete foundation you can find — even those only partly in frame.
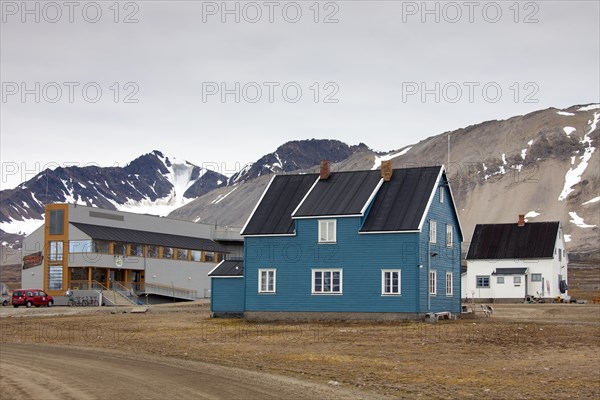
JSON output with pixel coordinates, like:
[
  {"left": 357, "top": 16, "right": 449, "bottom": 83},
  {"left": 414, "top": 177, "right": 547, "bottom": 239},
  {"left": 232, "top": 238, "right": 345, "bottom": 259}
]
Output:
[{"left": 243, "top": 311, "right": 424, "bottom": 322}]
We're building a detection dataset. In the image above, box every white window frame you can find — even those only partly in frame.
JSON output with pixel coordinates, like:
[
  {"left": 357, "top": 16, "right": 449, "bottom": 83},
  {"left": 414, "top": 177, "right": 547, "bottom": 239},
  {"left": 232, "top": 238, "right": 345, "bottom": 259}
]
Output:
[
  {"left": 318, "top": 219, "right": 337, "bottom": 243},
  {"left": 531, "top": 273, "right": 541, "bottom": 282},
  {"left": 429, "top": 270, "right": 437, "bottom": 295},
  {"left": 445, "top": 272, "right": 453, "bottom": 296},
  {"left": 312, "top": 269, "right": 342, "bottom": 294},
  {"left": 446, "top": 224, "right": 453, "bottom": 248},
  {"left": 497, "top": 276, "right": 505, "bottom": 284},
  {"left": 258, "top": 269, "right": 276, "bottom": 293},
  {"left": 439, "top": 187, "right": 444, "bottom": 203},
  {"left": 381, "top": 269, "right": 401, "bottom": 295},
  {"left": 429, "top": 220, "right": 437, "bottom": 244}
]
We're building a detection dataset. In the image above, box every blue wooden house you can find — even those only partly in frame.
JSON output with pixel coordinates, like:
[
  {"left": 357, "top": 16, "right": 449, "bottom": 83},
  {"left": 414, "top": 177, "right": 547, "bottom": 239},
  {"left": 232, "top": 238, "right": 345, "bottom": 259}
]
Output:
[{"left": 209, "top": 161, "right": 463, "bottom": 320}]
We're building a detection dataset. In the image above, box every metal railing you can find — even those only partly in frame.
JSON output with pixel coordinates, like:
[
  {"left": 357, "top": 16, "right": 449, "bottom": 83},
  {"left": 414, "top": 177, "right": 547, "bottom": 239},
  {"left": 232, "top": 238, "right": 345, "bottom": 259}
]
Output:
[
  {"left": 144, "top": 282, "right": 198, "bottom": 300},
  {"left": 110, "top": 281, "right": 140, "bottom": 305}
]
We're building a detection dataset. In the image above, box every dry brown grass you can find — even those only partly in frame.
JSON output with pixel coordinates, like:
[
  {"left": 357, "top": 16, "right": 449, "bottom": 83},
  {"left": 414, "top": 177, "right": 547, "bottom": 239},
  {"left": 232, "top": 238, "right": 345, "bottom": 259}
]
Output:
[{"left": 1, "top": 303, "right": 599, "bottom": 399}]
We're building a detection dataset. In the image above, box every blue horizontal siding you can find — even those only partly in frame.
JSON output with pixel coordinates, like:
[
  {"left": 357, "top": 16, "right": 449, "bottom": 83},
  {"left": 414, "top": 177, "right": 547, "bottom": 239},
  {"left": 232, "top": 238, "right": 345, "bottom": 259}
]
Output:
[
  {"left": 244, "top": 218, "right": 422, "bottom": 313},
  {"left": 211, "top": 278, "right": 245, "bottom": 313},
  {"left": 241, "top": 175, "right": 462, "bottom": 315},
  {"left": 419, "top": 182, "right": 462, "bottom": 313}
]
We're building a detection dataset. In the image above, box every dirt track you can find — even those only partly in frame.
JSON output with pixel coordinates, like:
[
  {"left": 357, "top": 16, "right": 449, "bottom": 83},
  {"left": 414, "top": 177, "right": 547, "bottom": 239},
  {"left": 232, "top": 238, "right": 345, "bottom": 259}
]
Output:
[
  {"left": 1, "top": 302, "right": 599, "bottom": 399},
  {"left": 0, "top": 343, "right": 380, "bottom": 400}
]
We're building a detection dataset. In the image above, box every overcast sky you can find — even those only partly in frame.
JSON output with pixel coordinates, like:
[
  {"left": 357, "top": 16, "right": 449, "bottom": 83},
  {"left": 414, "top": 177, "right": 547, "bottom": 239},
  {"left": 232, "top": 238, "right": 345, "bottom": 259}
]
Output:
[{"left": 1, "top": 0, "right": 599, "bottom": 189}]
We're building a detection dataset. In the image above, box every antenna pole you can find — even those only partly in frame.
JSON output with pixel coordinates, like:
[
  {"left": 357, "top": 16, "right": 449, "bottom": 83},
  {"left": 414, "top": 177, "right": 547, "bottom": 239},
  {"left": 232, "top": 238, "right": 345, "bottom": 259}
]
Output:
[{"left": 447, "top": 133, "right": 450, "bottom": 167}]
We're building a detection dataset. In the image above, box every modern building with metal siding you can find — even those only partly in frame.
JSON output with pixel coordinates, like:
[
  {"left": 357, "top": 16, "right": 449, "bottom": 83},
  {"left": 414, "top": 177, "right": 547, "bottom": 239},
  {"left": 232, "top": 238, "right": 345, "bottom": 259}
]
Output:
[
  {"left": 210, "top": 161, "right": 463, "bottom": 320},
  {"left": 21, "top": 203, "right": 242, "bottom": 303}
]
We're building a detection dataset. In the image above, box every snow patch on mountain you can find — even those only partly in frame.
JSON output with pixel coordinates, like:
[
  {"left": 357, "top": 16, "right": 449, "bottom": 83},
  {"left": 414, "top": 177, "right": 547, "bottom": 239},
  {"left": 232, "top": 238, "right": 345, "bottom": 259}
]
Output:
[
  {"left": 569, "top": 212, "right": 596, "bottom": 228},
  {"left": 213, "top": 187, "right": 238, "bottom": 205},
  {"left": 582, "top": 196, "right": 600, "bottom": 205},
  {"left": 558, "top": 112, "right": 598, "bottom": 201},
  {"left": 563, "top": 127, "right": 576, "bottom": 136},
  {"left": 525, "top": 211, "right": 540, "bottom": 219},
  {"left": 578, "top": 104, "right": 600, "bottom": 111},
  {"left": 557, "top": 111, "right": 575, "bottom": 116},
  {"left": 372, "top": 147, "right": 412, "bottom": 170},
  {"left": 1, "top": 218, "right": 44, "bottom": 235}
]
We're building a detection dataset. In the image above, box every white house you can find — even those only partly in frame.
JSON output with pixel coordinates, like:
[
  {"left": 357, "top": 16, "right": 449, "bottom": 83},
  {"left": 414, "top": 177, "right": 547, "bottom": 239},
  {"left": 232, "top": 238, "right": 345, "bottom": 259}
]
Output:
[{"left": 464, "top": 215, "right": 568, "bottom": 302}]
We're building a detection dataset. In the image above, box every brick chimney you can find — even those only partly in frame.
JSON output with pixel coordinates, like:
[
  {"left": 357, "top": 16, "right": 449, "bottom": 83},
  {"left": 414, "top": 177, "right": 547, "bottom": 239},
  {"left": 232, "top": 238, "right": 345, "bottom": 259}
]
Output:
[
  {"left": 381, "top": 160, "right": 393, "bottom": 181},
  {"left": 518, "top": 214, "right": 526, "bottom": 227},
  {"left": 320, "top": 160, "right": 331, "bottom": 180}
]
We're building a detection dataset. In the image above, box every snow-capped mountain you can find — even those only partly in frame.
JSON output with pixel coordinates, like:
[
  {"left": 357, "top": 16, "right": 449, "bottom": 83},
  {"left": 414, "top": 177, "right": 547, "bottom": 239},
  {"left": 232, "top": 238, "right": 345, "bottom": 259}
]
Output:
[
  {"left": 0, "top": 150, "right": 227, "bottom": 237},
  {"left": 228, "top": 139, "right": 370, "bottom": 184}
]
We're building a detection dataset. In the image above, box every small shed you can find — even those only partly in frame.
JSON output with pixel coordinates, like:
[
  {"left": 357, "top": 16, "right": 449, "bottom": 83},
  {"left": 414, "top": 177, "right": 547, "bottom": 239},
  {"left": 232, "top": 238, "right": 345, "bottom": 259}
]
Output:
[{"left": 208, "top": 260, "right": 245, "bottom": 317}]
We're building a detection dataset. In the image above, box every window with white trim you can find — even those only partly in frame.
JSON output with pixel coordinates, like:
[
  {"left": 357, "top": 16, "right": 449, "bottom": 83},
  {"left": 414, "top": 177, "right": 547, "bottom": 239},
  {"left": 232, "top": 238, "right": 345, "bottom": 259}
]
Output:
[
  {"left": 439, "top": 187, "right": 444, "bottom": 203},
  {"left": 429, "top": 271, "right": 437, "bottom": 295},
  {"left": 497, "top": 276, "right": 505, "bottom": 284},
  {"left": 429, "top": 220, "right": 437, "bottom": 244},
  {"left": 312, "top": 269, "right": 342, "bottom": 294},
  {"left": 445, "top": 272, "right": 453, "bottom": 296},
  {"left": 446, "top": 224, "right": 453, "bottom": 248},
  {"left": 318, "top": 220, "right": 337, "bottom": 243},
  {"left": 382, "top": 270, "right": 401, "bottom": 295},
  {"left": 258, "top": 269, "right": 276, "bottom": 293},
  {"left": 531, "top": 273, "right": 541, "bottom": 282}
]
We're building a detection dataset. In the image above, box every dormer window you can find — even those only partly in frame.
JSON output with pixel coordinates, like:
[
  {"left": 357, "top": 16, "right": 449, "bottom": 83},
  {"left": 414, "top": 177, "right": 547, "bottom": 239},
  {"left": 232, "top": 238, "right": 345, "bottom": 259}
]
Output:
[{"left": 318, "top": 220, "right": 336, "bottom": 243}]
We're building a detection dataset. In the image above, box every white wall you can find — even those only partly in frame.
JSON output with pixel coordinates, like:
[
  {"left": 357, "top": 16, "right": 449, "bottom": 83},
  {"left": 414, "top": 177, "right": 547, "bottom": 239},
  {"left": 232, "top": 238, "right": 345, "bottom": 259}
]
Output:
[
  {"left": 464, "top": 223, "right": 569, "bottom": 300},
  {"left": 145, "top": 258, "right": 216, "bottom": 296},
  {"left": 21, "top": 264, "right": 44, "bottom": 289},
  {"left": 21, "top": 225, "right": 46, "bottom": 288},
  {"left": 464, "top": 258, "right": 557, "bottom": 300}
]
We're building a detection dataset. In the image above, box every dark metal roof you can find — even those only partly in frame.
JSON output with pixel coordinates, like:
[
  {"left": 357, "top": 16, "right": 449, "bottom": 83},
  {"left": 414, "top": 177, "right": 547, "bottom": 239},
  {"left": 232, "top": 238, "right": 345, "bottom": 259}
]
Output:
[
  {"left": 466, "top": 222, "right": 559, "bottom": 260},
  {"left": 360, "top": 166, "right": 442, "bottom": 232},
  {"left": 492, "top": 268, "right": 528, "bottom": 275},
  {"left": 293, "top": 170, "right": 382, "bottom": 217},
  {"left": 70, "top": 222, "right": 226, "bottom": 252},
  {"left": 208, "top": 260, "right": 244, "bottom": 277},
  {"left": 242, "top": 174, "right": 318, "bottom": 235}
]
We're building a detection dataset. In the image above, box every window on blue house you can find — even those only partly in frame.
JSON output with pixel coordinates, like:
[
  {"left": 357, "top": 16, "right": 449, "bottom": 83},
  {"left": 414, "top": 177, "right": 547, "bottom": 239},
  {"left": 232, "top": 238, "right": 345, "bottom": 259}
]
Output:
[
  {"left": 429, "top": 271, "right": 437, "bottom": 295},
  {"left": 439, "top": 187, "right": 444, "bottom": 203},
  {"left": 258, "top": 269, "right": 276, "bottom": 293},
  {"left": 446, "top": 224, "right": 453, "bottom": 248},
  {"left": 318, "top": 220, "right": 336, "bottom": 243},
  {"left": 446, "top": 272, "right": 453, "bottom": 296},
  {"left": 429, "top": 220, "right": 437, "bottom": 244},
  {"left": 382, "top": 270, "right": 401, "bottom": 295},
  {"left": 312, "top": 269, "right": 342, "bottom": 294}
]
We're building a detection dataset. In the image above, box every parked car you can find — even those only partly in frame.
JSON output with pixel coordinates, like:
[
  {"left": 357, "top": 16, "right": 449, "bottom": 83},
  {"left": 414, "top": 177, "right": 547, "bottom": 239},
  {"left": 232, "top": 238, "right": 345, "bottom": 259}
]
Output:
[
  {"left": 12, "top": 289, "right": 54, "bottom": 308},
  {"left": 1, "top": 295, "right": 9, "bottom": 306}
]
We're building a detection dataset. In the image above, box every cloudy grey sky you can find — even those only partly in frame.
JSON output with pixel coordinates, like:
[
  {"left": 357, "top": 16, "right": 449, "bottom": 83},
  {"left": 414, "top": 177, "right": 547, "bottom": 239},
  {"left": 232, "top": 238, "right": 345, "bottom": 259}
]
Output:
[{"left": 1, "top": 0, "right": 599, "bottom": 188}]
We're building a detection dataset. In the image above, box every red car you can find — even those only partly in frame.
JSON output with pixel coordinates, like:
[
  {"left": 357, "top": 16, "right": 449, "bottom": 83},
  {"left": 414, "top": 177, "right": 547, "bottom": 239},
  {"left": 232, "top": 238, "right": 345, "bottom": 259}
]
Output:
[{"left": 12, "top": 289, "right": 54, "bottom": 308}]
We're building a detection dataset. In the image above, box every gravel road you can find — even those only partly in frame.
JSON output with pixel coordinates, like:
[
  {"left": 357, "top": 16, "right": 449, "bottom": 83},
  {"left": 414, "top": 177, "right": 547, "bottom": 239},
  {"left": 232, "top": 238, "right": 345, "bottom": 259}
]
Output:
[{"left": 0, "top": 343, "right": 383, "bottom": 400}]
